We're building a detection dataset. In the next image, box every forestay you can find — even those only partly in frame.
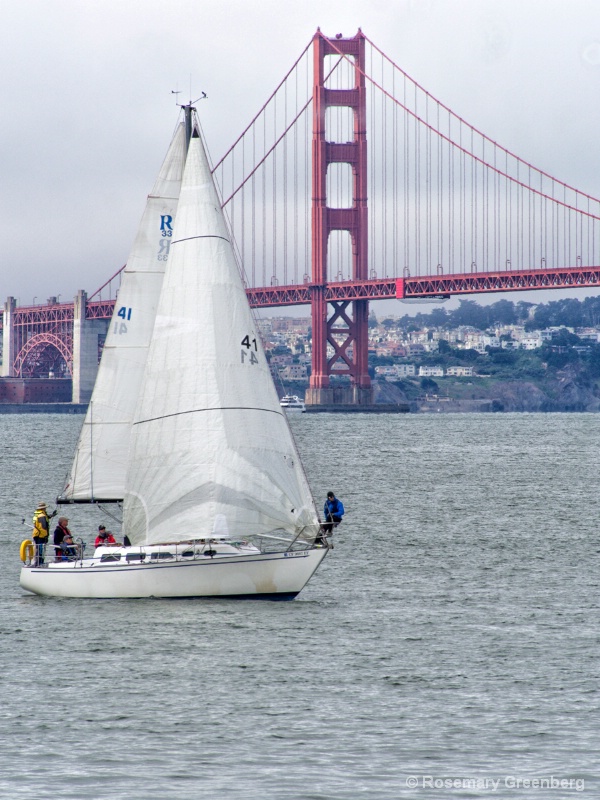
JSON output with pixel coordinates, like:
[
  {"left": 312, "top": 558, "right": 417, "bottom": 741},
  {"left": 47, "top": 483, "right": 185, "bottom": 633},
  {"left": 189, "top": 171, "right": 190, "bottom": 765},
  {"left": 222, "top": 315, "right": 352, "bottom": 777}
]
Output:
[
  {"left": 123, "top": 130, "right": 319, "bottom": 546},
  {"left": 59, "top": 122, "right": 187, "bottom": 503}
]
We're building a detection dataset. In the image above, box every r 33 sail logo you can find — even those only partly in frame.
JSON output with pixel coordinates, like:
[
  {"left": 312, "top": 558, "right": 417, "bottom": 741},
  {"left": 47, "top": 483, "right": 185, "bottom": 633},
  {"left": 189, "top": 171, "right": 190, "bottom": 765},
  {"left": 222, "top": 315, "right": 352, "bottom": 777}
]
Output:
[
  {"left": 115, "top": 213, "right": 174, "bottom": 335},
  {"left": 241, "top": 335, "right": 259, "bottom": 365},
  {"left": 158, "top": 214, "right": 173, "bottom": 261}
]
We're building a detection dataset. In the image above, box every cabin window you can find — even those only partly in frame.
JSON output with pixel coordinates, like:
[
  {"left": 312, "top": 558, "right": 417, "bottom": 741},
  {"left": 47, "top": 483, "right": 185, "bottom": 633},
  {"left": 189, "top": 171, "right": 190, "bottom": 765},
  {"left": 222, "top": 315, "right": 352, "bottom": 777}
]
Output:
[
  {"left": 150, "top": 552, "right": 173, "bottom": 560},
  {"left": 100, "top": 554, "right": 121, "bottom": 563},
  {"left": 126, "top": 553, "right": 146, "bottom": 562}
]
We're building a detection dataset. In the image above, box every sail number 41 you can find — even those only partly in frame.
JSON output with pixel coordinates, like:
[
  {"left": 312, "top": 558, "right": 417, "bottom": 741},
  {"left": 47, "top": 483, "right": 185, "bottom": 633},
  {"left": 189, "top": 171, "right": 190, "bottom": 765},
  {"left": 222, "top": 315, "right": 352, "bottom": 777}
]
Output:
[
  {"left": 241, "top": 335, "right": 259, "bottom": 365},
  {"left": 113, "top": 306, "right": 132, "bottom": 335}
]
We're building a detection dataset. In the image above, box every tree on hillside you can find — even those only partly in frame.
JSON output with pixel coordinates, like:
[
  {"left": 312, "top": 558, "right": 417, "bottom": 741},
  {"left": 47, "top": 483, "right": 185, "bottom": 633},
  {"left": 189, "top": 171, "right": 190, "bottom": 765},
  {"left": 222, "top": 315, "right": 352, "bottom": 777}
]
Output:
[
  {"left": 384, "top": 295, "right": 600, "bottom": 335},
  {"left": 516, "top": 301, "right": 535, "bottom": 322},
  {"left": 584, "top": 344, "right": 600, "bottom": 378},
  {"left": 529, "top": 298, "right": 584, "bottom": 330},
  {"left": 449, "top": 300, "right": 490, "bottom": 330},
  {"left": 488, "top": 299, "right": 517, "bottom": 325},
  {"left": 429, "top": 307, "right": 449, "bottom": 328},
  {"left": 488, "top": 349, "right": 517, "bottom": 366},
  {"left": 550, "top": 328, "right": 582, "bottom": 347},
  {"left": 456, "top": 348, "right": 481, "bottom": 363}
]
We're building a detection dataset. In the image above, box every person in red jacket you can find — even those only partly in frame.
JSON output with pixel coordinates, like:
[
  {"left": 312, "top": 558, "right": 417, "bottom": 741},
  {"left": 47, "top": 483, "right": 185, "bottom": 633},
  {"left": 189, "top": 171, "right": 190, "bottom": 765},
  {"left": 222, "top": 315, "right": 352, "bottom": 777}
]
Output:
[{"left": 94, "top": 527, "right": 120, "bottom": 548}]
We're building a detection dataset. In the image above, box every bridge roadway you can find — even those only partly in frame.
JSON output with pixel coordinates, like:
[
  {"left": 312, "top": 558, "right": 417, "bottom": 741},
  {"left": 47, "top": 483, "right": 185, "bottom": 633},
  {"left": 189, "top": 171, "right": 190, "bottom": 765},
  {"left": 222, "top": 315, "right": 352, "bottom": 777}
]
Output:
[
  {"left": 3, "top": 263, "right": 600, "bottom": 403},
  {"left": 245, "top": 265, "right": 600, "bottom": 306},
  {"left": 4, "top": 261, "right": 600, "bottom": 326}
]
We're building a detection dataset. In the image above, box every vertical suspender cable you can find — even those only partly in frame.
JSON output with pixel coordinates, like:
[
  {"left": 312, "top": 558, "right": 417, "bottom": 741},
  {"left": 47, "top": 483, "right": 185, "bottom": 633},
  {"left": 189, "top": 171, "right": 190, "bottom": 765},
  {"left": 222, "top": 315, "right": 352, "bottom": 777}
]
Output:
[
  {"left": 471, "top": 128, "right": 475, "bottom": 270},
  {"left": 425, "top": 94, "right": 430, "bottom": 275},
  {"left": 531, "top": 166, "right": 536, "bottom": 268},
  {"left": 392, "top": 67, "right": 397, "bottom": 279},
  {"left": 382, "top": 51, "right": 387, "bottom": 277},
  {"left": 262, "top": 112, "right": 267, "bottom": 287},
  {"left": 305, "top": 60, "right": 309, "bottom": 282},
  {"left": 251, "top": 120, "right": 256, "bottom": 286},
  {"left": 415, "top": 82, "right": 420, "bottom": 274},
  {"left": 460, "top": 123, "right": 465, "bottom": 272},
  {"left": 241, "top": 131, "right": 245, "bottom": 277},
  {"left": 272, "top": 95, "right": 277, "bottom": 285},
  {"left": 448, "top": 112, "right": 452, "bottom": 272},
  {"left": 404, "top": 75, "right": 408, "bottom": 273},
  {"left": 505, "top": 151, "right": 508, "bottom": 269},
  {"left": 438, "top": 100, "right": 442, "bottom": 271},
  {"left": 371, "top": 46, "right": 376, "bottom": 277},
  {"left": 283, "top": 80, "right": 288, "bottom": 285},
  {"left": 293, "top": 64, "right": 298, "bottom": 285},
  {"left": 482, "top": 137, "right": 487, "bottom": 270}
]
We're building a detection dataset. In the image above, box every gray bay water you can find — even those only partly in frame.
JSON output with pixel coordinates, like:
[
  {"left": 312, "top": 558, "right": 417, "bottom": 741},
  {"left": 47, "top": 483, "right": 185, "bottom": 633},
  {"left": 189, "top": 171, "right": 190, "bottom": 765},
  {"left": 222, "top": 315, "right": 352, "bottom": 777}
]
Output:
[{"left": 0, "top": 412, "right": 597, "bottom": 799}]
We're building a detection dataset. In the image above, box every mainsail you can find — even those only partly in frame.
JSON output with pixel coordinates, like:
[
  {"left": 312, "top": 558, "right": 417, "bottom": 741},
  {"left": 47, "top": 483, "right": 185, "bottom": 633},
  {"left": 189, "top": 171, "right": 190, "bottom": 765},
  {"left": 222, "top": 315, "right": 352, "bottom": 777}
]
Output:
[
  {"left": 59, "top": 121, "right": 187, "bottom": 503},
  {"left": 123, "top": 130, "right": 319, "bottom": 546}
]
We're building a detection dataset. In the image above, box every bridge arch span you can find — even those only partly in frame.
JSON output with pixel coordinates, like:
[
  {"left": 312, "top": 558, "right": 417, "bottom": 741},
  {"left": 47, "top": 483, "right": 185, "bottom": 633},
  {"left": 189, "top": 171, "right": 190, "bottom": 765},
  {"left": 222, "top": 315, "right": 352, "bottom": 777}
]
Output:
[{"left": 14, "top": 333, "right": 73, "bottom": 378}]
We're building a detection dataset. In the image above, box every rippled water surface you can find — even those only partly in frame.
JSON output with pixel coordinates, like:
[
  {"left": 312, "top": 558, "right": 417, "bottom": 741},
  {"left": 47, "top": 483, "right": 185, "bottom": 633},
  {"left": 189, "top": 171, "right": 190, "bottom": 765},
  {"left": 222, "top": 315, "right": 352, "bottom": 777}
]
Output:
[{"left": 0, "top": 413, "right": 597, "bottom": 799}]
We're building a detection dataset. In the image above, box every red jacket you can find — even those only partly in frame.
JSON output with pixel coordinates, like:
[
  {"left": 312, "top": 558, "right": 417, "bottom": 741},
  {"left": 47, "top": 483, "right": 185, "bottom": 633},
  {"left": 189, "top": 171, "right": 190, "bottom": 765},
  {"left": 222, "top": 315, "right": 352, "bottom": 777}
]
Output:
[{"left": 95, "top": 533, "right": 117, "bottom": 547}]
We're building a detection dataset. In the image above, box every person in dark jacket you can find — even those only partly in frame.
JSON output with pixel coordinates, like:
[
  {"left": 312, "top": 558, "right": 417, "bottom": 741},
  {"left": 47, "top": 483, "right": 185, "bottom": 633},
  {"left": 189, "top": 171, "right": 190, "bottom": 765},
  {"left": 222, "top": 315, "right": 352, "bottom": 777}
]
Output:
[
  {"left": 53, "top": 517, "right": 72, "bottom": 562},
  {"left": 322, "top": 491, "right": 344, "bottom": 535},
  {"left": 60, "top": 529, "right": 78, "bottom": 561}
]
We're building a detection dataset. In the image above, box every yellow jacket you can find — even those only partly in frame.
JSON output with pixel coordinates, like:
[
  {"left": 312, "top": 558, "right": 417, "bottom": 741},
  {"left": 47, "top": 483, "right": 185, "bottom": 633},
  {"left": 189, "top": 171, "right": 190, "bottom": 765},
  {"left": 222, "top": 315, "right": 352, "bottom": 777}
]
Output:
[{"left": 32, "top": 509, "right": 50, "bottom": 539}]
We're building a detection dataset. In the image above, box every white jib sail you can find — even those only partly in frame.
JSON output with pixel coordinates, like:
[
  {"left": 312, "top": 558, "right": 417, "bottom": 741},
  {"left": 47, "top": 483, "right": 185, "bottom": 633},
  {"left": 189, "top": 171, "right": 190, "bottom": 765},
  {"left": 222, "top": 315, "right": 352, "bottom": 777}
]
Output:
[
  {"left": 123, "top": 131, "right": 319, "bottom": 546},
  {"left": 59, "top": 122, "right": 187, "bottom": 502}
]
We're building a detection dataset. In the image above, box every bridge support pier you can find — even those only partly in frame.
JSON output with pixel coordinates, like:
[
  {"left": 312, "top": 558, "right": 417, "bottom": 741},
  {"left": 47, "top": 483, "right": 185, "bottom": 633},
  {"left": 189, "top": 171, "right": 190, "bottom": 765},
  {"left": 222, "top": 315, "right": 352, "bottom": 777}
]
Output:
[
  {"left": 72, "top": 290, "right": 105, "bottom": 404},
  {"left": 307, "top": 30, "right": 372, "bottom": 407},
  {"left": 1, "top": 297, "right": 17, "bottom": 377},
  {"left": 306, "top": 385, "right": 373, "bottom": 406}
]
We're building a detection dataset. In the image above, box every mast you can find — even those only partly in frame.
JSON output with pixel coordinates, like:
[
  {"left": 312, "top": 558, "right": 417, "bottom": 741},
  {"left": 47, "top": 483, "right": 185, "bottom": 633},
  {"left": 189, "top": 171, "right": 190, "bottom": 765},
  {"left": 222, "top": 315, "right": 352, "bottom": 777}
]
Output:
[
  {"left": 183, "top": 103, "right": 194, "bottom": 151},
  {"left": 181, "top": 92, "right": 206, "bottom": 151}
]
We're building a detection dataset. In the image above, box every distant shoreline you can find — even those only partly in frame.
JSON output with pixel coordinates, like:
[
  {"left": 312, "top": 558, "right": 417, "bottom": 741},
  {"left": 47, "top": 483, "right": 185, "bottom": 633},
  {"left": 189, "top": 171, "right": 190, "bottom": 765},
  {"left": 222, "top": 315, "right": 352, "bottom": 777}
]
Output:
[
  {"left": 2, "top": 401, "right": 599, "bottom": 414},
  {"left": 0, "top": 403, "right": 87, "bottom": 414}
]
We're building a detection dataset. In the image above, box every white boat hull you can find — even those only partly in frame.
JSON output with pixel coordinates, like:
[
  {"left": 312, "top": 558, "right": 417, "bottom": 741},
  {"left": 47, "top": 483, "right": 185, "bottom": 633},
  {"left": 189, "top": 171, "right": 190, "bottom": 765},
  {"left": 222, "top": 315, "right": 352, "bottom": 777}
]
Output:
[
  {"left": 20, "top": 547, "right": 328, "bottom": 599},
  {"left": 279, "top": 395, "right": 306, "bottom": 412}
]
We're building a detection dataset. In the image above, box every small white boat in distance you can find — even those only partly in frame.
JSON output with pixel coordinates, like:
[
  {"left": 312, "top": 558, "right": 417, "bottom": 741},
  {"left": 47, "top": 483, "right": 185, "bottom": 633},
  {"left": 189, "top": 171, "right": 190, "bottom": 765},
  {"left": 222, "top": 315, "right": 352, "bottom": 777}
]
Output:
[
  {"left": 280, "top": 395, "right": 306, "bottom": 412},
  {"left": 20, "top": 104, "right": 329, "bottom": 600}
]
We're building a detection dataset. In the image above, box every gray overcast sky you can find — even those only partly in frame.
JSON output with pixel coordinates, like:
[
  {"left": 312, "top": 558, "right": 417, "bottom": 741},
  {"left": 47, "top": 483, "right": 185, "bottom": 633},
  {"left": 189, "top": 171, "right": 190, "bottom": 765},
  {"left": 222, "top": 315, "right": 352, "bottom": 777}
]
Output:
[{"left": 2, "top": 0, "right": 600, "bottom": 314}]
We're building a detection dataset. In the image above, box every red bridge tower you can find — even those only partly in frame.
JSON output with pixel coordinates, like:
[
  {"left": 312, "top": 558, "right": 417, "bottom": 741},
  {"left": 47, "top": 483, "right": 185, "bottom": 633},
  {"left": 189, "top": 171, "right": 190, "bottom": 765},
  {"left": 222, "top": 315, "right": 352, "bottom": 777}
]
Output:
[{"left": 306, "top": 30, "right": 373, "bottom": 406}]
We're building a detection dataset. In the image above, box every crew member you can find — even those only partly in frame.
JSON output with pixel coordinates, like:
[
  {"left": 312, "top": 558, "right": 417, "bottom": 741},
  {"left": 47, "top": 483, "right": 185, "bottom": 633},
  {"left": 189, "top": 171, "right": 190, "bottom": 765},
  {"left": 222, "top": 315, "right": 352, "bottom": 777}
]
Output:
[
  {"left": 32, "top": 502, "right": 55, "bottom": 566},
  {"left": 95, "top": 529, "right": 120, "bottom": 548},
  {"left": 321, "top": 491, "right": 344, "bottom": 536},
  {"left": 61, "top": 530, "right": 78, "bottom": 561},
  {"left": 53, "top": 516, "right": 72, "bottom": 562}
]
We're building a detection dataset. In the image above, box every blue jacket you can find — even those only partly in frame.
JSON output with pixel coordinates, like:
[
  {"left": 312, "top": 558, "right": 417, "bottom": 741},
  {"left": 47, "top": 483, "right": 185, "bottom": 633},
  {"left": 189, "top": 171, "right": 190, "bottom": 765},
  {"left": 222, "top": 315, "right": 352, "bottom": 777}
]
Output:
[{"left": 324, "top": 497, "right": 344, "bottom": 520}]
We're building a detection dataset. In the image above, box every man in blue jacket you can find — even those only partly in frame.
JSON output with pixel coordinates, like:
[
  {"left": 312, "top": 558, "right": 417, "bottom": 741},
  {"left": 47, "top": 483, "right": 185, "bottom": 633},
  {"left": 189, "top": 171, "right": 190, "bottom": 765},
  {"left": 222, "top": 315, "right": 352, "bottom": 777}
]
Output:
[{"left": 322, "top": 491, "right": 344, "bottom": 536}]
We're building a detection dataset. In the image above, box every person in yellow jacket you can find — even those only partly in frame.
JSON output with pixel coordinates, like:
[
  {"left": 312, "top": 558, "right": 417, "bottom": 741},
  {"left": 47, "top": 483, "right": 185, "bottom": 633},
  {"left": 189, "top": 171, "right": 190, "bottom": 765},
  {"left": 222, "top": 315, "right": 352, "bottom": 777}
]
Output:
[{"left": 32, "top": 502, "right": 55, "bottom": 566}]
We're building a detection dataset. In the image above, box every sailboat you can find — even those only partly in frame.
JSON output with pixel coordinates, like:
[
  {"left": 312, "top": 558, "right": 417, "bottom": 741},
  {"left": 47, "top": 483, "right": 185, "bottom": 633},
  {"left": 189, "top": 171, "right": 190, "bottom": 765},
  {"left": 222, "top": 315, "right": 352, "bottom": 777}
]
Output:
[{"left": 19, "top": 106, "right": 330, "bottom": 599}]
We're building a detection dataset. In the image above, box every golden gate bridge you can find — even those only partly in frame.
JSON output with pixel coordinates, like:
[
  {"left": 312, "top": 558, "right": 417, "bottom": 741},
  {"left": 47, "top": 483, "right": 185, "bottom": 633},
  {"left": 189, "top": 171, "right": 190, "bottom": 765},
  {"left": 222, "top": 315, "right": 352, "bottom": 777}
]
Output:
[{"left": 3, "top": 29, "right": 600, "bottom": 404}]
